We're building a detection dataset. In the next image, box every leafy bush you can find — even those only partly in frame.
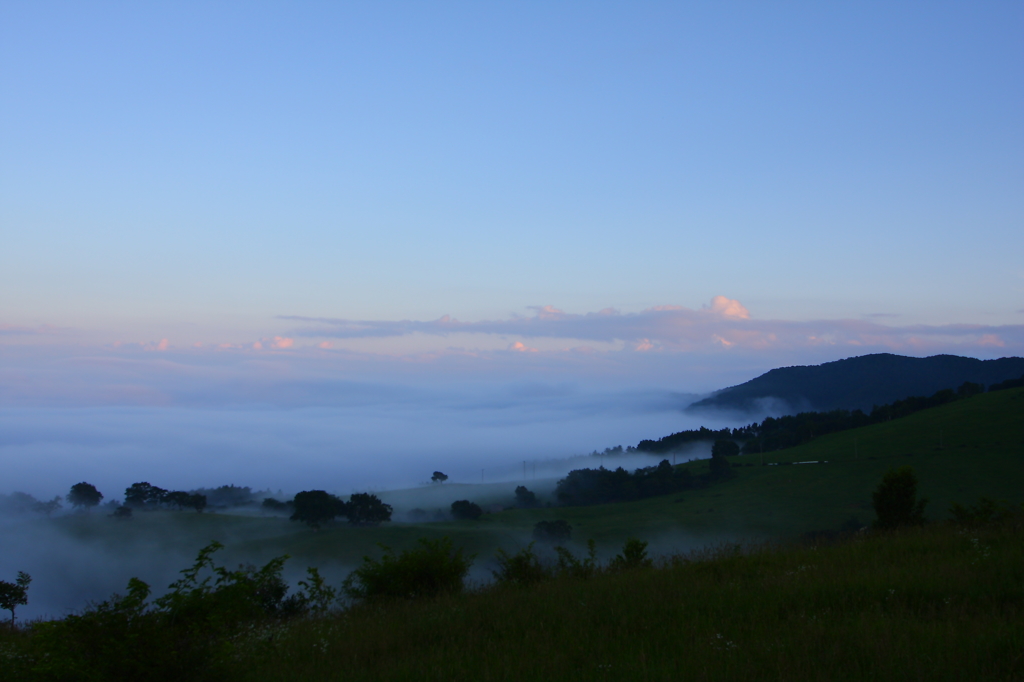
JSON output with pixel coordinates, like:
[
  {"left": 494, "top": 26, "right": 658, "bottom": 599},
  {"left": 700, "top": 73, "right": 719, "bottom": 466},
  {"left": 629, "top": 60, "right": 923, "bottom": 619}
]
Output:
[
  {"left": 450, "top": 499, "right": 483, "bottom": 520},
  {"left": 554, "top": 540, "right": 598, "bottom": 580},
  {"left": 342, "top": 537, "right": 473, "bottom": 601},
  {"left": 872, "top": 466, "right": 928, "bottom": 529},
  {"left": 532, "top": 519, "right": 572, "bottom": 543},
  {"left": 609, "top": 538, "right": 653, "bottom": 570},
  {"left": 949, "top": 497, "right": 1021, "bottom": 527},
  {"left": 492, "top": 543, "right": 550, "bottom": 587},
  {"left": 18, "top": 542, "right": 332, "bottom": 681}
]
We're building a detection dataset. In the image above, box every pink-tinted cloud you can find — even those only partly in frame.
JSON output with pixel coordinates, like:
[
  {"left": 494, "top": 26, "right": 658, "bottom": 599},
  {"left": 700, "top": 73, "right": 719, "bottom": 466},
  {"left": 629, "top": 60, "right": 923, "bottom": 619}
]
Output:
[
  {"left": 282, "top": 296, "right": 1024, "bottom": 356},
  {"left": 704, "top": 296, "right": 750, "bottom": 319}
]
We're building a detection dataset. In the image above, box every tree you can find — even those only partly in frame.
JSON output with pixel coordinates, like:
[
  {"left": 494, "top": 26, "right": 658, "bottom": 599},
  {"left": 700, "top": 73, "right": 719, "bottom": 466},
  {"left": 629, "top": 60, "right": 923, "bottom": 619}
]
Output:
[
  {"left": 0, "top": 571, "right": 31, "bottom": 627},
  {"left": 450, "top": 500, "right": 483, "bottom": 520},
  {"left": 431, "top": 471, "right": 448, "bottom": 484},
  {"left": 67, "top": 482, "right": 103, "bottom": 512},
  {"left": 124, "top": 482, "right": 167, "bottom": 509},
  {"left": 290, "top": 490, "right": 347, "bottom": 529},
  {"left": 188, "top": 493, "right": 207, "bottom": 513},
  {"left": 164, "top": 491, "right": 192, "bottom": 510},
  {"left": 514, "top": 485, "right": 538, "bottom": 508},
  {"left": 262, "top": 498, "right": 291, "bottom": 514},
  {"left": 34, "top": 496, "right": 63, "bottom": 517},
  {"left": 872, "top": 466, "right": 928, "bottom": 529},
  {"left": 112, "top": 505, "right": 133, "bottom": 519},
  {"left": 345, "top": 493, "right": 393, "bottom": 527}
]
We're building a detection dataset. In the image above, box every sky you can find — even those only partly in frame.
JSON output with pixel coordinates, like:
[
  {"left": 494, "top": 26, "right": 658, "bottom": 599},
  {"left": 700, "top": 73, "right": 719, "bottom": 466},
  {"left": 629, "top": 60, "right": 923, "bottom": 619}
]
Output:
[{"left": 1, "top": 2, "right": 1022, "bottom": 496}]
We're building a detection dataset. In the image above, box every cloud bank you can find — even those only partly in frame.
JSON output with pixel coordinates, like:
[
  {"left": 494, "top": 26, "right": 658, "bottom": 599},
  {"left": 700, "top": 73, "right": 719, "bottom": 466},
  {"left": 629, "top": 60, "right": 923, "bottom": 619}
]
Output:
[{"left": 280, "top": 296, "right": 1023, "bottom": 355}]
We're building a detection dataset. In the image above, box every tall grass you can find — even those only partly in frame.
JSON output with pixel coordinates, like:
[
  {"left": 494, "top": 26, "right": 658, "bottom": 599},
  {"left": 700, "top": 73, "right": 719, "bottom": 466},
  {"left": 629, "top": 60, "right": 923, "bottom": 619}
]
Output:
[{"left": 239, "top": 522, "right": 1023, "bottom": 681}]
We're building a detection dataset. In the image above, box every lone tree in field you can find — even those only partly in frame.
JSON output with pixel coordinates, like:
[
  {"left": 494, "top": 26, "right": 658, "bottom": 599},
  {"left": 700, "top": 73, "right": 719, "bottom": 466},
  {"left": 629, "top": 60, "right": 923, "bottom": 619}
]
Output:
[
  {"left": 345, "top": 493, "right": 393, "bottom": 527},
  {"left": 290, "top": 490, "right": 348, "bottom": 529},
  {"left": 67, "top": 482, "right": 103, "bottom": 512},
  {"left": 431, "top": 471, "right": 448, "bottom": 484},
  {"left": 0, "top": 572, "right": 31, "bottom": 628},
  {"left": 872, "top": 466, "right": 928, "bottom": 529}
]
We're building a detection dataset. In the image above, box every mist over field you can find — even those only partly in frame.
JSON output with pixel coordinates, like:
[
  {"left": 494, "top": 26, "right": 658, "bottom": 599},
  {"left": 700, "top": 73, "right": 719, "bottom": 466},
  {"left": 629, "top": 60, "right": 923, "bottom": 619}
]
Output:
[{"left": 1, "top": 383, "right": 740, "bottom": 501}]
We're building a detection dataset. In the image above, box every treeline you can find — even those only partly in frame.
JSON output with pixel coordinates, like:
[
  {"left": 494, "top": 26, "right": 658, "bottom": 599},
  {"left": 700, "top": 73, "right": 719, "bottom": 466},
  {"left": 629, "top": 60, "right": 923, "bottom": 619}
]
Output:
[
  {"left": 738, "top": 381, "right": 989, "bottom": 455},
  {"left": 636, "top": 425, "right": 754, "bottom": 454},
  {"left": 556, "top": 444, "right": 736, "bottom": 506},
  {"left": 635, "top": 376, "right": 1023, "bottom": 458}
]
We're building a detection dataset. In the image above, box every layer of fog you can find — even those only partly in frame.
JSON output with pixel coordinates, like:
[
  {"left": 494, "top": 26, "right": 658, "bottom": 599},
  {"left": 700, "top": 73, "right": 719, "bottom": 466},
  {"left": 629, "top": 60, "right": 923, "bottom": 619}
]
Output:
[
  {"left": 0, "top": 346, "right": 785, "bottom": 620},
  {"left": 0, "top": 383, "right": 751, "bottom": 501}
]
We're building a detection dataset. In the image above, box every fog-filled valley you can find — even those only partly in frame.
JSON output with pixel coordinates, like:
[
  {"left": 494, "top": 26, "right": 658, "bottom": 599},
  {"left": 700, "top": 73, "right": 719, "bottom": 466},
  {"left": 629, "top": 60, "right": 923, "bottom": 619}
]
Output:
[{"left": 0, "top": 381, "right": 735, "bottom": 620}]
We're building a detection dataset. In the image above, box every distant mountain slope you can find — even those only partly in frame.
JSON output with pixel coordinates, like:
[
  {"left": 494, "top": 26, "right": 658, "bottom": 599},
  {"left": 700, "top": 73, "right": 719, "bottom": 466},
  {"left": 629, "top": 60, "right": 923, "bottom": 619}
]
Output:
[{"left": 687, "top": 353, "right": 1024, "bottom": 413}]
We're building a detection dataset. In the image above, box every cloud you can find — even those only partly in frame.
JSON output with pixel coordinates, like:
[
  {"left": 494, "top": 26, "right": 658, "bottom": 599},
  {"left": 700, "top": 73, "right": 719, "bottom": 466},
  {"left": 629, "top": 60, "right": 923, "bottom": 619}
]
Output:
[
  {"left": 704, "top": 296, "right": 750, "bottom": 319},
  {"left": 281, "top": 297, "right": 1024, "bottom": 356},
  {"left": 509, "top": 341, "right": 538, "bottom": 353}
]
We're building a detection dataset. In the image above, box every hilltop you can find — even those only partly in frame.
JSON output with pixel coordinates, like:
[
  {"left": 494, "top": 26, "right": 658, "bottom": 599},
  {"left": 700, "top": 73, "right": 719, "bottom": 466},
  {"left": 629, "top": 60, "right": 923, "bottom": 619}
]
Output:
[{"left": 687, "top": 352, "right": 1024, "bottom": 413}]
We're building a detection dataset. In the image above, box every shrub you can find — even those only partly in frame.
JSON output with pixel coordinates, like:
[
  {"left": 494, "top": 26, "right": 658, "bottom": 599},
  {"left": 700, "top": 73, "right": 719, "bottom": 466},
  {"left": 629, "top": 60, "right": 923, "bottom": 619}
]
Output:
[
  {"left": 493, "top": 543, "right": 550, "bottom": 587},
  {"left": 609, "top": 538, "right": 653, "bottom": 570},
  {"left": 451, "top": 499, "right": 483, "bottom": 520},
  {"left": 554, "top": 540, "right": 598, "bottom": 580},
  {"left": 532, "top": 519, "right": 572, "bottom": 543},
  {"left": 342, "top": 537, "right": 473, "bottom": 601},
  {"left": 949, "top": 497, "right": 1020, "bottom": 527},
  {"left": 872, "top": 466, "right": 927, "bottom": 529}
]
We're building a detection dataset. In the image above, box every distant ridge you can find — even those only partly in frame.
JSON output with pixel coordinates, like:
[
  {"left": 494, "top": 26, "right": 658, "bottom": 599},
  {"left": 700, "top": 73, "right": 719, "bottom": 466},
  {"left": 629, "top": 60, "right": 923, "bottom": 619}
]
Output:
[{"left": 687, "top": 353, "right": 1024, "bottom": 414}]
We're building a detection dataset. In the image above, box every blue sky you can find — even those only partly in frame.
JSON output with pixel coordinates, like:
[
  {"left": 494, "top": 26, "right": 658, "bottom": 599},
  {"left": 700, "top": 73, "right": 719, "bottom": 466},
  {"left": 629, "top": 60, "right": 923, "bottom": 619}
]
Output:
[
  {"left": 3, "top": 1, "right": 1021, "bottom": 341},
  {"left": 1, "top": 3, "right": 1023, "bottom": 494}
]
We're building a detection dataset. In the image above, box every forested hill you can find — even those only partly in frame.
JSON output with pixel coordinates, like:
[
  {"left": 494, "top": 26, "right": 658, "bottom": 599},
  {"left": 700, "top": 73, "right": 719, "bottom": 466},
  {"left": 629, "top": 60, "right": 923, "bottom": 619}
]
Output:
[{"left": 687, "top": 353, "right": 1024, "bottom": 413}]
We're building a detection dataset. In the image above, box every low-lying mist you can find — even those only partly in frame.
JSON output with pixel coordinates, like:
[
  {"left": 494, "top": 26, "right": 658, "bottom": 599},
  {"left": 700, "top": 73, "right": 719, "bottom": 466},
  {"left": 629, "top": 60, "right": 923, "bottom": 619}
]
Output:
[{"left": 0, "top": 374, "right": 766, "bottom": 621}]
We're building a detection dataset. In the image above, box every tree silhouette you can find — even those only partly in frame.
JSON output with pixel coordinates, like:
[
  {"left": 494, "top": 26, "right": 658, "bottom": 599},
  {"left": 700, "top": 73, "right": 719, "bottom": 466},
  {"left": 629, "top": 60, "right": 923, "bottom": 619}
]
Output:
[
  {"left": 290, "top": 490, "right": 347, "bottom": 529},
  {"left": 431, "top": 471, "right": 449, "bottom": 484},
  {"left": 872, "top": 466, "right": 927, "bottom": 529},
  {"left": 345, "top": 493, "right": 393, "bottom": 526},
  {"left": 67, "top": 482, "right": 103, "bottom": 512},
  {"left": 0, "top": 571, "right": 31, "bottom": 627},
  {"left": 450, "top": 500, "right": 482, "bottom": 520}
]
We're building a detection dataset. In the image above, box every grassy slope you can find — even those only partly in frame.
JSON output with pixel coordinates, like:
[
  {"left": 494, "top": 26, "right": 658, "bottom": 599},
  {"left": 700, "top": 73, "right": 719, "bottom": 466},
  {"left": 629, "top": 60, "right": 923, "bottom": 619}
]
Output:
[
  {"left": 40, "top": 388, "right": 1024, "bottom": 569},
  {"left": 242, "top": 522, "right": 1024, "bottom": 682}
]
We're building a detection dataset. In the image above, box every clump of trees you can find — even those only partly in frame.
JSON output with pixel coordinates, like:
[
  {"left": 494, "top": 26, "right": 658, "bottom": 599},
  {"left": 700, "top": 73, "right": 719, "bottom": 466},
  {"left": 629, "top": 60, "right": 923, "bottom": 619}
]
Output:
[
  {"left": 0, "top": 492, "right": 63, "bottom": 517},
  {"left": 555, "top": 456, "right": 733, "bottom": 507},
  {"left": 450, "top": 500, "right": 483, "bottom": 520},
  {"left": 430, "top": 471, "right": 448, "bottom": 484},
  {"left": 124, "top": 483, "right": 207, "bottom": 512},
  {"left": 514, "top": 486, "right": 539, "bottom": 508},
  {"left": 289, "top": 491, "right": 393, "bottom": 528}
]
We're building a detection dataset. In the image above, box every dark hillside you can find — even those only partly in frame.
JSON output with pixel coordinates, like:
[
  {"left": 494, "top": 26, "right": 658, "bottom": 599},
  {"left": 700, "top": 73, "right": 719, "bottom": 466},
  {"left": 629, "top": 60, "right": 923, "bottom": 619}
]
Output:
[{"left": 687, "top": 353, "right": 1024, "bottom": 413}]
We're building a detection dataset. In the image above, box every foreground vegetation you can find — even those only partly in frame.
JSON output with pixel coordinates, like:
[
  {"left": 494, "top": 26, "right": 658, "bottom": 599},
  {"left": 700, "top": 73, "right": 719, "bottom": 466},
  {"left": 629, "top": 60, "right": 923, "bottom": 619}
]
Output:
[{"left": 2, "top": 517, "right": 1021, "bottom": 681}]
